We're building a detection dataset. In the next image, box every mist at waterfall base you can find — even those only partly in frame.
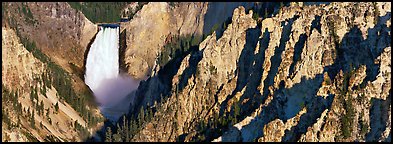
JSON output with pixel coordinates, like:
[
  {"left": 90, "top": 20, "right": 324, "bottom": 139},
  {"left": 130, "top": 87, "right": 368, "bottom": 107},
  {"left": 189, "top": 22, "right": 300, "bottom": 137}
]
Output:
[{"left": 85, "top": 27, "right": 139, "bottom": 121}]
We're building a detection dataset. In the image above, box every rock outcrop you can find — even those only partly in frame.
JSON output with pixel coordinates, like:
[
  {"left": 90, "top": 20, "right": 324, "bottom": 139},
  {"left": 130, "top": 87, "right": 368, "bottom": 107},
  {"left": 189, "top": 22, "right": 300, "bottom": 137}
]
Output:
[
  {"left": 2, "top": 2, "right": 390, "bottom": 142},
  {"left": 2, "top": 27, "right": 103, "bottom": 142},
  {"left": 2, "top": 2, "right": 97, "bottom": 73},
  {"left": 121, "top": 2, "right": 255, "bottom": 80},
  {"left": 126, "top": 2, "right": 391, "bottom": 142},
  {"left": 2, "top": 2, "right": 104, "bottom": 142}
]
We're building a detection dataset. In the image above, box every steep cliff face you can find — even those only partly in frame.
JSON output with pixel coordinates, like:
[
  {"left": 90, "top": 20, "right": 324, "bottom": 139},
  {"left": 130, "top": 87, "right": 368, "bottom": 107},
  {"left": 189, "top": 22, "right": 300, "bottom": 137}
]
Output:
[
  {"left": 130, "top": 6, "right": 257, "bottom": 141},
  {"left": 121, "top": 2, "right": 255, "bottom": 80},
  {"left": 2, "top": 2, "right": 391, "bottom": 142},
  {"left": 2, "top": 2, "right": 104, "bottom": 142},
  {"left": 2, "top": 2, "right": 97, "bottom": 74},
  {"left": 125, "top": 2, "right": 390, "bottom": 142},
  {"left": 2, "top": 27, "right": 103, "bottom": 142},
  {"left": 121, "top": 2, "right": 206, "bottom": 80}
]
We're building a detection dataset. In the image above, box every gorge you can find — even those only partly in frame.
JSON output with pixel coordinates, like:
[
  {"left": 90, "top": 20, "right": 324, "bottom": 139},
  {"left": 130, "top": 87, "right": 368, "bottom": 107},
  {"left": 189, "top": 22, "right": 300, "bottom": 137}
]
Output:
[{"left": 1, "top": 2, "right": 391, "bottom": 142}]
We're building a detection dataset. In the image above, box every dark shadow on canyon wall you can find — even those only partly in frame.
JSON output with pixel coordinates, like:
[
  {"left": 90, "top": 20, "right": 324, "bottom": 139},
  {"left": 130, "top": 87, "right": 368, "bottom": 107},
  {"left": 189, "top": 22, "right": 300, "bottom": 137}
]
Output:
[
  {"left": 186, "top": 13, "right": 391, "bottom": 142},
  {"left": 311, "top": 15, "right": 322, "bottom": 34},
  {"left": 261, "top": 15, "right": 299, "bottom": 99},
  {"left": 85, "top": 10, "right": 390, "bottom": 142},
  {"left": 202, "top": 2, "right": 254, "bottom": 39},
  {"left": 288, "top": 33, "right": 307, "bottom": 76},
  {"left": 237, "top": 28, "right": 269, "bottom": 115},
  {"left": 217, "top": 27, "right": 261, "bottom": 116},
  {"left": 181, "top": 27, "right": 268, "bottom": 142},
  {"left": 177, "top": 49, "right": 204, "bottom": 91},
  {"left": 287, "top": 15, "right": 319, "bottom": 78},
  {"left": 119, "top": 29, "right": 128, "bottom": 73},
  {"left": 250, "top": 13, "right": 390, "bottom": 142},
  {"left": 366, "top": 94, "right": 391, "bottom": 141}
]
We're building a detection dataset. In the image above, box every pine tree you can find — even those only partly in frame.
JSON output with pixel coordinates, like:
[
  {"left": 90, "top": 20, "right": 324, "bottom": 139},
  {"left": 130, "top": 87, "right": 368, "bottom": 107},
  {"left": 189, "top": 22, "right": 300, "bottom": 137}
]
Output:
[
  {"left": 34, "top": 86, "right": 38, "bottom": 100},
  {"left": 105, "top": 127, "right": 113, "bottom": 142},
  {"left": 148, "top": 107, "right": 153, "bottom": 121},
  {"left": 42, "top": 85, "right": 47, "bottom": 97},
  {"left": 138, "top": 106, "right": 145, "bottom": 126},
  {"left": 27, "top": 107, "right": 30, "bottom": 118},
  {"left": 17, "top": 117, "right": 21, "bottom": 126},
  {"left": 40, "top": 100, "right": 44, "bottom": 115},
  {"left": 122, "top": 116, "right": 129, "bottom": 142},
  {"left": 112, "top": 133, "right": 121, "bottom": 142},
  {"left": 46, "top": 108, "right": 50, "bottom": 118},
  {"left": 54, "top": 102, "right": 59, "bottom": 112},
  {"left": 130, "top": 118, "right": 136, "bottom": 135},
  {"left": 30, "top": 88, "right": 34, "bottom": 103},
  {"left": 116, "top": 123, "right": 123, "bottom": 142},
  {"left": 31, "top": 110, "right": 35, "bottom": 128},
  {"left": 74, "top": 120, "right": 78, "bottom": 128},
  {"left": 234, "top": 98, "right": 240, "bottom": 123},
  {"left": 142, "top": 106, "right": 145, "bottom": 121},
  {"left": 41, "top": 73, "right": 45, "bottom": 88}
]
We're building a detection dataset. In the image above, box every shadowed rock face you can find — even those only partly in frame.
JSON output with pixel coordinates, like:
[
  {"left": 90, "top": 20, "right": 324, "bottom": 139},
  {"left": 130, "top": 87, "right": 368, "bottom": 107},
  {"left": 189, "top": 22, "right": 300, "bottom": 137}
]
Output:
[
  {"left": 118, "top": 2, "right": 390, "bottom": 142},
  {"left": 121, "top": 2, "right": 256, "bottom": 80},
  {"left": 3, "top": 2, "right": 390, "bottom": 142},
  {"left": 202, "top": 2, "right": 255, "bottom": 37}
]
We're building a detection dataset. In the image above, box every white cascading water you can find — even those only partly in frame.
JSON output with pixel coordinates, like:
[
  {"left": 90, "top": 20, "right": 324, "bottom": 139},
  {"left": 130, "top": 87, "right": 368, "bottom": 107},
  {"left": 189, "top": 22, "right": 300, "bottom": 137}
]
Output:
[{"left": 85, "top": 26, "right": 138, "bottom": 121}]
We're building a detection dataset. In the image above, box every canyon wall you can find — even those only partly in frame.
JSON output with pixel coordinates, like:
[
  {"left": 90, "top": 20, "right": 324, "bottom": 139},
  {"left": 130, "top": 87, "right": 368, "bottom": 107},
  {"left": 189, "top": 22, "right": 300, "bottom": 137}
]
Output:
[{"left": 128, "top": 2, "right": 391, "bottom": 142}]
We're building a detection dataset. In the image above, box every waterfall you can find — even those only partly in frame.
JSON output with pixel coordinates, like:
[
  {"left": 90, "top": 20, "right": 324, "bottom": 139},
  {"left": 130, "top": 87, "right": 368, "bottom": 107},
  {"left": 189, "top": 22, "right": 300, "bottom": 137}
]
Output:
[
  {"left": 85, "top": 26, "right": 138, "bottom": 121},
  {"left": 85, "top": 27, "right": 119, "bottom": 93}
]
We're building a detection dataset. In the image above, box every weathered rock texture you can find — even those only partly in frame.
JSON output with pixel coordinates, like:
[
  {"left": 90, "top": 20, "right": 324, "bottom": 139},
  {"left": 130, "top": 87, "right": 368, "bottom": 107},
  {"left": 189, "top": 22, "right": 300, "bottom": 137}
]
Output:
[
  {"left": 127, "top": 2, "right": 391, "bottom": 142},
  {"left": 2, "top": 2, "right": 104, "bottom": 142},
  {"left": 2, "top": 2, "right": 97, "bottom": 74},
  {"left": 121, "top": 2, "right": 254, "bottom": 80},
  {"left": 2, "top": 2, "right": 390, "bottom": 142},
  {"left": 2, "top": 27, "right": 103, "bottom": 142}
]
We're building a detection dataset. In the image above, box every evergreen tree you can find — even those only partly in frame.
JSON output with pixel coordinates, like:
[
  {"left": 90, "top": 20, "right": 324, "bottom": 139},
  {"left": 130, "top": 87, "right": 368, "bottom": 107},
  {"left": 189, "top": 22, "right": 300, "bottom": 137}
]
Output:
[
  {"left": 112, "top": 133, "right": 121, "bottom": 142},
  {"left": 130, "top": 118, "right": 137, "bottom": 135},
  {"left": 30, "top": 88, "right": 34, "bottom": 103},
  {"left": 31, "top": 110, "right": 35, "bottom": 128},
  {"left": 234, "top": 98, "right": 241, "bottom": 123},
  {"left": 46, "top": 108, "right": 50, "bottom": 118},
  {"left": 54, "top": 102, "right": 59, "bottom": 112},
  {"left": 74, "top": 120, "right": 78, "bottom": 128},
  {"left": 148, "top": 107, "right": 153, "bottom": 121},
  {"left": 116, "top": 123, "right": 124, "bottom": 142},
  {"left": 34, "top": 86, "right": 38, "bottom": 100},
  {"left": 42, "top": 85, "right": 47, "bottom": 97},
  {"left": 122, "top": 116, "right": 129, "bottom": 142},
  {"left": 27, "top": 107, "right": 30, "bottom": 118},
  {"left": 40, "top": 100, "right": 44, "bottom": 115},
  {"left": 17, "top": 117, "right": 21, "bottom": 126},
  {"left": 105, "top": 127, "right": 113, "bottom": 142},
  {"left": 138, "top": 106, "right": 145, "bottom": 126}
]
